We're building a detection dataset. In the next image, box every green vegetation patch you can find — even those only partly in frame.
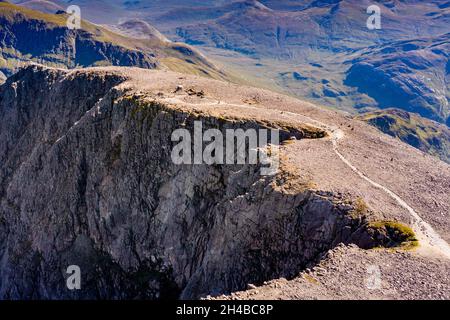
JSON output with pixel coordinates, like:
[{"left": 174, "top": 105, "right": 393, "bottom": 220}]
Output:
[{"left": 367, "top": 221, "right": 419, "bottom": 249}]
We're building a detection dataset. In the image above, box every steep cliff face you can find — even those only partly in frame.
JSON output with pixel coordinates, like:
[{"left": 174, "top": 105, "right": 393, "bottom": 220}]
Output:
[{"left": 0, "top": 66, "right": 414, "bottom": 299}]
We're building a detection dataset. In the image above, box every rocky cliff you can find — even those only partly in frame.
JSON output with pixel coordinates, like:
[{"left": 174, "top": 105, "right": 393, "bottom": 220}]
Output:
[{"left": 0, "top": 65, "right": 431, "bottom": 299}]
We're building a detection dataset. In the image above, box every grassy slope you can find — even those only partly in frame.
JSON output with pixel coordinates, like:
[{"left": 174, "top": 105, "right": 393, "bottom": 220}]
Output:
[
  {"left": 357, "top": 109, "right": 450, "bottom": 164},
  {"left": 0, "top": 1, "right": 232, "bottom": 81}
]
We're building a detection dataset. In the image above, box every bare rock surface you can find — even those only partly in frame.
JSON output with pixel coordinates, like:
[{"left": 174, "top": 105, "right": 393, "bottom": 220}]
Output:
[{"left": 0, "top": 65, "right": 449, "bottom": 299}]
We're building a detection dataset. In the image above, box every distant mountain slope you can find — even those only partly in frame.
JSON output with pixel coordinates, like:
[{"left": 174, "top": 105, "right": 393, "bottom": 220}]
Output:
[
  {"left": 151, "top": 0, "right": 450, "bottom": 126},
  {"left": 111, "top": 19, "right": 168, "bottom": 42},
  {"left": 357, "top": 109, "right": 450, "bottom": 164},
  {"left": 13, "top": 0, "right": 64, "bottom": 13},
  {"left": 0, "top": 1, "right": 229, "bottom": 81},
  {"left": 345, "top": 33, "right": 450, "bottom": 125},
  {"left": 168, "top": 0, "right": 450, "bottom": 57}
]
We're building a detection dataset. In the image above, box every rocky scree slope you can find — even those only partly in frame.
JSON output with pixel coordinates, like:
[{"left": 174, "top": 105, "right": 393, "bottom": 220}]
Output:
[
  {"left": 0, "top": 65, "right": 428, "bottom": 299},
  {"left": 213, "top": 243, "right": 450, "bottom": 300}
]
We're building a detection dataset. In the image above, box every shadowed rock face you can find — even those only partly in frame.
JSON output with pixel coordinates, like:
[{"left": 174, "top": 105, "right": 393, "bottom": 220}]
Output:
[{"left": 0, "top": 66, "right": 405, "bottom": 299}]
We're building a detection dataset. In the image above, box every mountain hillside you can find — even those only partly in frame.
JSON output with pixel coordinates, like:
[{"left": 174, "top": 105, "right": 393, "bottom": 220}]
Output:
[
  {"left": 0, "top": 1, "right": 229, "bottom": 81},
  {"left": 357, "top": 109, "right": 450, "bottom": 164},
  {"left": 345, "top": 33, "right": 450, "bottom": 124},
  {"left": 0, "top": 65, "right": 449, "bottom": 299},
  {"left": 168, "top": 0, "right": 449, "bottom": 57},
  {"left": 13, "top": 0, "right": 64, "bottom": 13}
]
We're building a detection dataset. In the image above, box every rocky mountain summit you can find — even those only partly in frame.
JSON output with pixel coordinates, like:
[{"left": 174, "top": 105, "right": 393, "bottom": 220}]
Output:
[{"left": 0, "top": 65, "right": 449, "bottom": 299}]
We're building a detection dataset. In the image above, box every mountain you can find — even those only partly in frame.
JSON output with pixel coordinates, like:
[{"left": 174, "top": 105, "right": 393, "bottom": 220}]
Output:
[
  {"left": 13, "top": 0, "right": 64, "bottom": 13},
  {"left": 130, "top": 0, "right": 450, "bottom": 161},
  {"left": 0, "top": 1, "right": 229, "bottom": 81},
  {"left": 165, "top": 0, "right": 449, "bottom": 57},
  {"left": 10, "top": 1, "right": 448, "bottom": 127},
  {"left": 1, "top": 0, "right": 450, "bottom": 301},
  {"left": 345, "top": 33, "right": 450, "bottom": 124},
  {"left": 357, "top": 109, "right": 450, "bottom": 164},
  {"left": 111, "top": 19, "right": 168, "bottom": 42},
  {"left": 1, "top": 65, "right": 449, "bottom": 299}
]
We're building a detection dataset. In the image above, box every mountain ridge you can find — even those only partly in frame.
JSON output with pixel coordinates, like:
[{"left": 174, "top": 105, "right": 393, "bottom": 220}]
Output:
[{"left": 0, "top": 65, "right": 449, "bottom": 299}]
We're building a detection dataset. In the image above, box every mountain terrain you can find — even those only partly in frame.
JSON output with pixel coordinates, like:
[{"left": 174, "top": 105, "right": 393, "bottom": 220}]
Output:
[
  {"left": 0, "top": 65, "right": 449, "bottom": 299},
  {"left": 1, "top": 0, "right": 450, "bottom": 301},
  {"left": 161, "top": 0, "right": 450, "bottom": 123},
  {"left": 12, "top": 0, "right": 449, "bottom": 163},
  {"left": 345, "top": 33, "right": 450, "bottom": 124},
  {"left": 357, "top": 109, "right": 450, "bottom": 164},
  {"left": 0, "top": 1, "right": 230, "bottom": 81}
]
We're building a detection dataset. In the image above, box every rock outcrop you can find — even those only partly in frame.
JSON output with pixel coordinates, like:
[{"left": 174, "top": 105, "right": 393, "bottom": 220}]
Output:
[{"left": 0, "top": 65, "right": 419, "bottom": 299}]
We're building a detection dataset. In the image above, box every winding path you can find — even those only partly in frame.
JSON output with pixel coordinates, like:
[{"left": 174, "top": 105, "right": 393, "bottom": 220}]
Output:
[{"left": 163, "top": 96, "right": 450, "bottom": 259}]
